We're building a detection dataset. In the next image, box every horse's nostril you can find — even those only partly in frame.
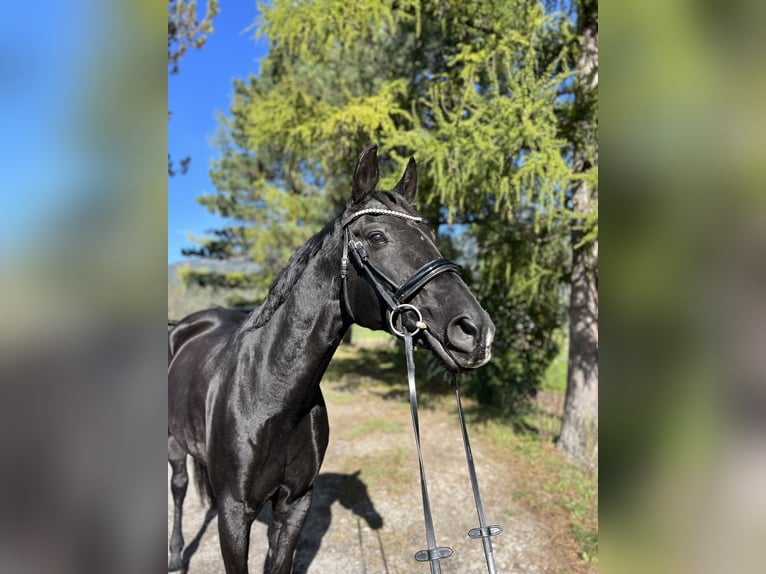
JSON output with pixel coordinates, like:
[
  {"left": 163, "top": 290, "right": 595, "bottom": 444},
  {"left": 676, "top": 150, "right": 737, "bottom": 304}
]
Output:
[
  {"left": 447, "top": 316, "right": 479, "bottom": 353},
  {"left": 458, "top": 317, "right": 478, "bottom": 338}
]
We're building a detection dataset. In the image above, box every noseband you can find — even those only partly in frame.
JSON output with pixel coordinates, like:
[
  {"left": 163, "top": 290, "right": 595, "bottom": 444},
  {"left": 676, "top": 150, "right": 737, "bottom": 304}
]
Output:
[
  {"left": 339, "top": 207, "right": 501, "bottom": 574},
  {"left": 339, "top": 208, "right": 460, "bottom": 336}
]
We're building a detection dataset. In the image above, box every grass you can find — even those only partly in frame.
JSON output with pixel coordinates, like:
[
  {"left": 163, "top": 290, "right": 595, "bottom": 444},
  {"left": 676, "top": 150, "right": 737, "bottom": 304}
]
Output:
[
  {"left": 324, "top": 338, "right": 457, "bottom": 407},
  {"left": 341, "top": 447, "right": 412, "bottom": 495},
  {"left": 343, "top": 417, "right": 405, "bottom": 440},
  {"left": 477, "top": 418, "right": 598, "bottom": 568},
  {"left": 522, "top": 329, "right": 568, "bottom": 440},
  {"left": 350, "top": 324, "right": 392, "bottom": 343},
  {"left": 322, "top": 387, "right": 356, "bottom": 406},
  {"left": 541, "top": 330, "right": 569, "bottom": 394},
  {"left": 520, "top": 406, "right": 563, "bottom": 441}
]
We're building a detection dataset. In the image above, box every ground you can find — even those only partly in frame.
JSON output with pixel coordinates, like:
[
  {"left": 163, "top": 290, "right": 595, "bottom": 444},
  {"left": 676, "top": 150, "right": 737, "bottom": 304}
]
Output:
[{"left": 168, "top": 339, "right": 596, "bottom": 574}]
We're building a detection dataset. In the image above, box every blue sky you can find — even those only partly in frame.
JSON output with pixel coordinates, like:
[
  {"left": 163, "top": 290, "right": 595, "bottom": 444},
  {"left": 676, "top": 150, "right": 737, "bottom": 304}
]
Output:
[{"left": 168, "top": 2, "right": 268, "bottom": 263}]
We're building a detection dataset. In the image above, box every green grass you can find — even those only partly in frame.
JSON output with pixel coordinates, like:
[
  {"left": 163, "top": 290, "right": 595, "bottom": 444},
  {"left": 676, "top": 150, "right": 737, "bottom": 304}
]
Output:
[
  {"left": 350, "top": 324, "right": 392, "bottom": 343},
  {"left": 341, "top": 447, "right": 412, "bottom": 495},
  {"left": 521, "top": 406, "right": 563, "bottom": 441},
  {"left": 343, "top": 417, "right": 405, "bottom": 440},
  {"left": 572, "top": 523, "right": 599, "bottom": 564},
  {"left": 324, "top": 344, "right": 405, "bottom": 393},
  {"left": 322, "top": 387, "right": 356, "bottom": 406},
  {"left": 477, "top": 418, "right": 598, "bottom": 568},
  {"left": 541, "top": 331, "right": 569, "bottom": 394},
  {"left": 323, "top": 339, "right": 456, "bottom": 408}
]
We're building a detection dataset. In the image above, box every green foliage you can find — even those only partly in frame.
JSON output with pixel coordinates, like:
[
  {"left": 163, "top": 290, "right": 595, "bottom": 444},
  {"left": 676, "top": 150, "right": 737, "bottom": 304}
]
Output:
[
  {"left": 167, "top": 0, "right": 219, "bottom": 75},
  {"left": 168, "top": 0, "right": 219, "bottom": 176},
  {"left": 464, "top": 218, "right": 569, "bottom": 415},
  {"left": 182, "top": 0, "right": 597, "bottom": 419},
  {"left": 179, "top": 266, "right": 259, "bottom": 290}
]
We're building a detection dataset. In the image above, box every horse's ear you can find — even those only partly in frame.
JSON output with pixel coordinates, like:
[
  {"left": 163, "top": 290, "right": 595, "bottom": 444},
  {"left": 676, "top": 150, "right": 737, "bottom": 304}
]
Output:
[
  {"left": 393, "top": 157, "right": 418, "bottom": 204},
  {"left": 351, "top": 144, "right": 379, "bottom": 205}
]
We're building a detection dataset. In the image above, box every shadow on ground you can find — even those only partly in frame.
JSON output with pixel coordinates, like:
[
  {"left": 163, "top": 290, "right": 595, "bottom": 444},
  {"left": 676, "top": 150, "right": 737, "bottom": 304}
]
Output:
[
  {"left": 176, "top": 471, "right": 384, "bottom": 574},
  {"left": 327, "top": 342, "right": 460, "bottom": 405}
]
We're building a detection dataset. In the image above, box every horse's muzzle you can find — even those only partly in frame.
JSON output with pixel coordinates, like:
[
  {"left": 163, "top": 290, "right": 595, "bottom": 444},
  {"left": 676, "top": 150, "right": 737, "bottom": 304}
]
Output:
[
  {"left": 448, "top": 313, "right": 495, "bottom": 369},
  {"left": 423, "top": 313, "right": 494, "bottom": 372}
]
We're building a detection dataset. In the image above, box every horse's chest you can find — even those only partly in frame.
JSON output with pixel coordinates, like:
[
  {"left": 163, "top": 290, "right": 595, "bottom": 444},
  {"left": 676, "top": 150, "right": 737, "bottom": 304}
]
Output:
[
  {"left": 238, "top": 404, "right": 330, "bottom": 503},
  {"left": 266, "top": 407, "right": 328, "bottom": 466}
]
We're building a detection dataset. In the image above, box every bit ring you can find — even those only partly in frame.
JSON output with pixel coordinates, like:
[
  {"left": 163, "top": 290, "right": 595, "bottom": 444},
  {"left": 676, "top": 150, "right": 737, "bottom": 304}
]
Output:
[{"left": 389, "top": 304, "right": 426, "bottom": 337}]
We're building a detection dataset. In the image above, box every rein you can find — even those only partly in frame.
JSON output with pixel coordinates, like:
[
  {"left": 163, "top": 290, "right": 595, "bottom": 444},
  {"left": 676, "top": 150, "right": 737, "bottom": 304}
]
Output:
[{"left": 340, "top": 208, "right": 501, "bottom": 573}]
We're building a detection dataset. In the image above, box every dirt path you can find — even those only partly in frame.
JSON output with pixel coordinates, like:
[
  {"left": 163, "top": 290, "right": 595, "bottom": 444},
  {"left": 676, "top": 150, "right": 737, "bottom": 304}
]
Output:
[{"left": 168, "top": 351, "right": 582, "bottom": 573}]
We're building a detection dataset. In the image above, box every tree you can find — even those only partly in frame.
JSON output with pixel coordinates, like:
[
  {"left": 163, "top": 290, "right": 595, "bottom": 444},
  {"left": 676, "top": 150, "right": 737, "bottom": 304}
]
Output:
[
  {"left": 167, "top": 0, "right": 219, "bottom": 75},
  {"left": 557, "top": 0, "right": 598, "bottom": 469},
  {"left": 185, "top": 0, "right": 597, "bottom": 428},
  {"left": 181, "top": 33, "right": 414, "bottom": 302},
  {"left": 167, "top": 0, "right": 219, "bottom": 176}
]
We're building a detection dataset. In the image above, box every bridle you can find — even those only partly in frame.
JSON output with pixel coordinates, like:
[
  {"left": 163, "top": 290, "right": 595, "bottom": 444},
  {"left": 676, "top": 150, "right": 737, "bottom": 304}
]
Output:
[
  {"left": 339, "top": 207, "right": 502, "bottom": 574},
  {"left": 340, "top": 207, "right": 461, "bottom": 335}
]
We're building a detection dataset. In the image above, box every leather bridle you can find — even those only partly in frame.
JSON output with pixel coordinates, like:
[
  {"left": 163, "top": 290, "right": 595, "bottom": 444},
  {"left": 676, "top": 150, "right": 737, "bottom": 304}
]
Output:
[{"left": 340, "top": 207, "right": 460, "bottom": 336}]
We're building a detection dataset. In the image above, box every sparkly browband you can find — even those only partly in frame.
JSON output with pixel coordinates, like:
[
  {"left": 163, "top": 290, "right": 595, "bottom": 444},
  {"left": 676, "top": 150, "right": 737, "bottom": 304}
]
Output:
[{"left": 342, "top": 208, "right": 423, "bottom": 227}]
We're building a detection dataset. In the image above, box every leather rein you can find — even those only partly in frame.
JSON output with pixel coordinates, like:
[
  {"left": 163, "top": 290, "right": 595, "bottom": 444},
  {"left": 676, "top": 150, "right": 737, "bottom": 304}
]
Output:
[{"left": 339, "top": 208, "right": 501, "bottom": 574}]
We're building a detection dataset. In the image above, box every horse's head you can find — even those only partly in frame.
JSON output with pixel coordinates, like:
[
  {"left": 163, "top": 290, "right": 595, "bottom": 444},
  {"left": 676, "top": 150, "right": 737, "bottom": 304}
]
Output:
[
  {"left": 337, "top": 470, "right": 383, "bottom": 530},
  {"left": 341, "top": 145, "right": 495, "bottom": 372}
]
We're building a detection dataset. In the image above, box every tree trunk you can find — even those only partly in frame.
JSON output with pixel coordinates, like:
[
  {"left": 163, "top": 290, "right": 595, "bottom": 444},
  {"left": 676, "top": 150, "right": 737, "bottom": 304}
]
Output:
[
  {"left": 558, "top": 0, "right": 598, "bottom": 469},
  {"left": 559, "top": 207, "right": 598, "bottom": 469}
]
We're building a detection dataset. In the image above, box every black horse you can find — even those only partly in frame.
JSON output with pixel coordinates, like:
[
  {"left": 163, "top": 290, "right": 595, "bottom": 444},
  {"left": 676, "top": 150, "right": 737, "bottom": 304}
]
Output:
[{"left": 168, "top": 145, "right": 495, "bottom": 574}]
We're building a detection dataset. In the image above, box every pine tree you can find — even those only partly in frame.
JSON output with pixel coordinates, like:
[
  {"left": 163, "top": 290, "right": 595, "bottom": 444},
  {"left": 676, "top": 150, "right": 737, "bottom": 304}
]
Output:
[{"left": 184, "top": 1, "right": 598, "bottom": 430}]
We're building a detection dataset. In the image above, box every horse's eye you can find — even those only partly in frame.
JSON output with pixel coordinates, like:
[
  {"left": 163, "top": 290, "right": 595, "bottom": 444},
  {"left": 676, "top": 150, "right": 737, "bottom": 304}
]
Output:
[{"left": 367, "top": 232, "right": 386, "bottom": 246}]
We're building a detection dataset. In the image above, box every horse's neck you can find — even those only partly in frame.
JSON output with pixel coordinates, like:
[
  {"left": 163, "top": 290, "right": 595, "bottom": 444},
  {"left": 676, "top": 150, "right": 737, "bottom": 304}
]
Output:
[{"left": 233, "top": 240, "right": 347, "bottom": 406}]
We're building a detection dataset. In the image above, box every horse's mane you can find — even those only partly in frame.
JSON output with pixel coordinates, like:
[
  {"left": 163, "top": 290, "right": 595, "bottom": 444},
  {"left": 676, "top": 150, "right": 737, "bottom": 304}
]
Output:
[
  {"left": 240, "top": 213, "right": 342, "bottom": 332},
  {"left": 238, "top": 190, "right": 414, "bottom": 332}
]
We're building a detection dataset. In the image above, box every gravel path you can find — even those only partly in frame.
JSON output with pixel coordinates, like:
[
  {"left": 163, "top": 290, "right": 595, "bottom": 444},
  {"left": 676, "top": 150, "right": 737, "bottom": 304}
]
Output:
[{"left": 168, "top": 374, "right": 576, "bottom": 573}]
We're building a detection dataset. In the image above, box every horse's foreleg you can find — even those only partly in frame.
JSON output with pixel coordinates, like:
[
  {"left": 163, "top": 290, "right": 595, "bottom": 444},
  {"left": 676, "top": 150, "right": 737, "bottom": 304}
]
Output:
[
  {"left": 218, "top": 497, "right": 255, "bottom": 574},
  {"left": 266, "top": 488, "right": 313, "bottom": 574},
  {"left": 168, "top": 436, "right": 188, "bottom": 571}
]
